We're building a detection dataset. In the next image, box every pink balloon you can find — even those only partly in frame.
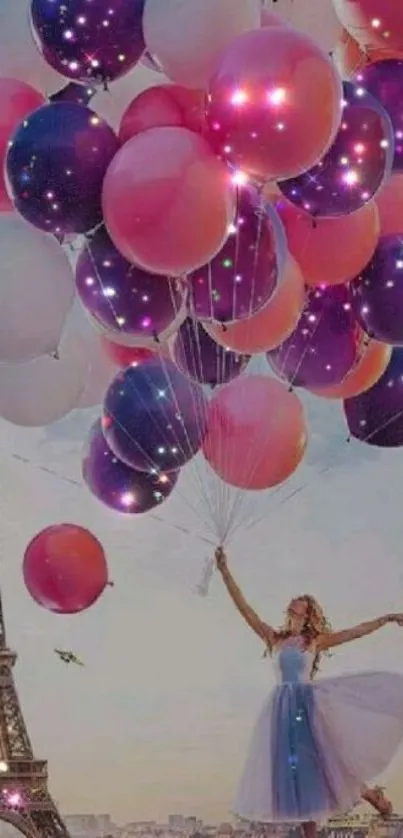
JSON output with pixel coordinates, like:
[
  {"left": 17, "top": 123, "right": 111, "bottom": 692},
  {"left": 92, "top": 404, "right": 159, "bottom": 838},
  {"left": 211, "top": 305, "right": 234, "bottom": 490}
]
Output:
[
  {"left": 261, "top": 8, "right": 284, "bottom": 27},
  {"left": 202, "top": 375, "right": 307, "bottom": 489},
  {"left": 333, "top": 0, "right": 403, "bottom": 53},
  {"left": 206, "top": 26, "right": 343, "bottom": 181},
  {"left": 103, "top": 126, "right": 236, "bottom": 276},
  {"left": 23, "top": 524, "right": 108, "bottom": 614},
  {"left": 376, "top": 173, "right": 403, "bottom": 236},
  {"left": 0, "top": 77, "right": 45, "bottom": 212},
  {"left": 119, "top": 84, "right": 205, "bottom": 143}
]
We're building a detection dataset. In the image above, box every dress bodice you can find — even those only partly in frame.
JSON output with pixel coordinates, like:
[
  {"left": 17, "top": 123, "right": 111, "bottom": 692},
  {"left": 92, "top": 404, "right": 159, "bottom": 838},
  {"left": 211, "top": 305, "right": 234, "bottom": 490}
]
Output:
[{"left": 273, "top": 642, "right": 314, "bottom": 684}]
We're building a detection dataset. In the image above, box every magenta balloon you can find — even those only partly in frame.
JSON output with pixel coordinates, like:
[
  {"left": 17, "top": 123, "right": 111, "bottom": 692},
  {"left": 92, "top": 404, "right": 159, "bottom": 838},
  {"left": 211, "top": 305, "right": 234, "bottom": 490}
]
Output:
[
  {"left": 172, "top": 318, "right": 249, "bottom": 386},
  {"left": 83, "top": 419, "right": 179, "bottom": 513},
  {"left": 267, "top": 285, "right": 360, "bottom": 389},
  {"left": 354, "top": 60, "right": 403, "bottom": 173},
  {"left": 279, "top": 80, "right": 394, "bottom": 218},
  {"left": 76, "top": 226, "right": 186, "bottom": 340},
  {"left": 344, "top": 348, "right": 403, "bottom": 447},
  {"left": 30, "top": 0, "right": 145, "bottom": 84},
  {"left": 188, "top": 186, "right": 287, "bottom": 323},
  {"left": 350, "top": 234, "right": 403, "bottom": 344}
]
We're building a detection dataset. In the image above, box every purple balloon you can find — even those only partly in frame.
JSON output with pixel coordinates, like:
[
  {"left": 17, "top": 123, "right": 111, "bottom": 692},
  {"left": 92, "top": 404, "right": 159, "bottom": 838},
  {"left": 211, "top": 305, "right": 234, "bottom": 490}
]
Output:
[
  {"left": 267, "top": 285, "right": 360, "bottom": 389},
  {"left": 30, "top": 0, "right": 145, "bottom": 85},
  {"left": 50, "top": 82, "right": 96, "bottom": 105},
  {"left": 76, "top": 226, "right": 186, "bottom": 340},
  {"left": 279, "top": 81, "right": 394, "bottom": 218},
  {"left": 172, "top": 318, "right": 249, "bottom": 386},
  {"left": 83, "top": 419, "right": 179, "bottom": 514},
  {"left": 350, "top": 235, "right": 403, "bottom": 345},
  {"left": 354, "top": 60, "right": 403, "bottom": 172},
  {"left": 344, "top": 348, "right": 403, "bottom": 447},
  {"left": 103, "top": 358, "right": 208, "bottom": 472},
  {"left": 188, "top": 185, "right": 287, "bottom": 323},
  {"left": 6, "top": 103, "right": 119, "bottom": 236}
]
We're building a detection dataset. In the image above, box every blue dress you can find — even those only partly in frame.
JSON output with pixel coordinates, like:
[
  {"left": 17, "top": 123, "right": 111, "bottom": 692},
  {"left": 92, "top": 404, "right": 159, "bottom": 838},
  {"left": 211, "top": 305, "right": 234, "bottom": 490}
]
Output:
[{"left": 234, "top": 640, "right": 403, "bottom": 823}]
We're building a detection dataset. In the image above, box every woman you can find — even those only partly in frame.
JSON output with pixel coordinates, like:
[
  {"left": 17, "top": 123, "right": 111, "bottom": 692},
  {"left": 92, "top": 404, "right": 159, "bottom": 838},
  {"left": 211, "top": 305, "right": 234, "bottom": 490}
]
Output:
[{"left": 215, "top": 548, "right": 403, "bottom": 837}]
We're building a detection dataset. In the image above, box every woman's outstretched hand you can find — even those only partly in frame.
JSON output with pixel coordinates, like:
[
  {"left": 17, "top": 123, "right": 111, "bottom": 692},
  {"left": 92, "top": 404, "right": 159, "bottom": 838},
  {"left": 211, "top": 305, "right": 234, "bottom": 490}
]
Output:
[
  {"left": 388, "top": 613, "right": 403, "bottom": 626},
  {"left": 215, "top": 546, "right": 227, "bottom": 572}
]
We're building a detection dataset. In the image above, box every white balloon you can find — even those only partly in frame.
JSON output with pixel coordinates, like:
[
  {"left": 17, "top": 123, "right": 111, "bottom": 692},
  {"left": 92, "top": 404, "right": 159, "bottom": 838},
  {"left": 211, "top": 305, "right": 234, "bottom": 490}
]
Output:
[
  {"left": 263, "top": 0, "right": 342, "bottom": 52},
  {"left": 66, "top": 300, "right": 118, "bottom": 409},
  {"left": 143, "top": 0, "right": 261, "bottom": 89},
  {"left": 92, "top": 65, "right": 167, "bottom": 130},
  {"left": 0, "top": 215, "right": 75, "bottom": 362},
  {"left": 0, "top": 0, "right": 64, "bottom": 95},
  {"left": 0, "top": 327, "right": 89, "bottom": 427}
]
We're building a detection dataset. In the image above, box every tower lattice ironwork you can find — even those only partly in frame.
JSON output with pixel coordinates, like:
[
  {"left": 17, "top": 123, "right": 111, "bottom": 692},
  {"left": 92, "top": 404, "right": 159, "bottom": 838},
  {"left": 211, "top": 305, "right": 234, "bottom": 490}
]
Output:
[{"left": 0, "top": 590, "right": 71, "bottom": 837}]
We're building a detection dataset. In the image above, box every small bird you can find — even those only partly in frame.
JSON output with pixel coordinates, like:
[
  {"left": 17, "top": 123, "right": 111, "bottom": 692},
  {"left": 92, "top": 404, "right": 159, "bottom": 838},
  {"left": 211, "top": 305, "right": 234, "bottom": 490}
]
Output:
[{"left": 54, "top": 649, "right": 85, "bottom": 666}]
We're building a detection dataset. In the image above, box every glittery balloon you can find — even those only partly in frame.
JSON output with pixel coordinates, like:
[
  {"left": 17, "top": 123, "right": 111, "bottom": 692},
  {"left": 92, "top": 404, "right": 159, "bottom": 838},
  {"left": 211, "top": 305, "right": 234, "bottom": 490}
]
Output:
[
  {"left": 188, "top": 185, "right": 286, "bottom": 323},
  {"left": 50, "top": 82, "right": 96, "bottom": 105},
  {"left": 83, "top": 419, "right": 179, "bottom": 514},
  {"left": 267, "top": 285, "right": 360, "bottom": 389},
  {"left": 101, "top": 338, "right": 155, "bottom": 368},
  {"left": 6, "top": 103, "right": 119, "bottom": 236},
  {"left": 279, "top": 81, "right": 394, "bottom": 218},
  {"left": 76, "top": 226, "right": 186, "bottom": 340},
  {"left": 102, "top": 358, "right": 208, "bottom": 472},
  {"left": 23, "top": 524, "right": 108, "bottom": 614},
  {"left": 206, "top": 26, "right": 342, "bottom": 181},
  {"left": 350, "top": 235, "right": 403, "bottom": 344},
  {"left": 30, "top": 0, "right": 145, "bottom": 85},
  {"left": 171, "top": 318, "right": 249, "bottom": 386},
  {"left": 344, "top": 348, "right": 403, "bottom": 447},
  {"left": 354, "top": 60, "right": 403, "bottom": 172}
]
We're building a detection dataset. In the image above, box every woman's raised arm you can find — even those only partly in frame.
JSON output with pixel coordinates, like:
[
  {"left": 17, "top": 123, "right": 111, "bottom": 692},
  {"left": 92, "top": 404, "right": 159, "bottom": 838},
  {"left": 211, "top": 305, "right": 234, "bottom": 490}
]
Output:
[
  {"left": 216, "top": 548, "right": 276, "bottom": 649},
  {"left": 318, "top": 612, "right": 403, "bottom": 651}
]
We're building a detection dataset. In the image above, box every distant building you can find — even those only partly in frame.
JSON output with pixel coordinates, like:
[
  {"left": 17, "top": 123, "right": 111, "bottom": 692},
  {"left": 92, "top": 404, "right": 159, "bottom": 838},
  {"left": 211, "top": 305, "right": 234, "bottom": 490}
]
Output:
[{"left": 64, "top": 814, "right": 117, "bottom": 838}]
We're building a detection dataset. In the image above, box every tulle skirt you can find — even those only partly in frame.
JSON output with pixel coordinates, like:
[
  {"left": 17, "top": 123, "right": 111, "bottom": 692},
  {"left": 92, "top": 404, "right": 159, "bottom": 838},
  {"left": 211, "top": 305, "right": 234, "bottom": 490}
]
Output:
[{"left": 234, "top": 671, "right": 403, "bottom": 823}]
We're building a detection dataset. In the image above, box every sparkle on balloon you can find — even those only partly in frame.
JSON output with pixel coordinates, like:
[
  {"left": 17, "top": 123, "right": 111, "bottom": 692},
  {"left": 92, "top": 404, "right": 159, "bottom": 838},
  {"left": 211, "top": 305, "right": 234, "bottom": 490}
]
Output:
[
  {"left": 279, "top": 81, "right": 394, "bottom": 217},
  {"left": 76, "top": 226, "right": 186, "bottom": 337},
  {"left": 30, "top": 0, "right": 145, "bottom": 84}
]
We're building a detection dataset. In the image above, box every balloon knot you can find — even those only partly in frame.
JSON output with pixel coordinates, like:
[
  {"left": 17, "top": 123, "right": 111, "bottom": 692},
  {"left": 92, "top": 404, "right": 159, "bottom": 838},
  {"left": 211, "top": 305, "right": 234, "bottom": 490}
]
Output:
[
  {"left": 51, "top": 350, "right": 60, "bottom": 360},
  {"left": 107, "top": 581, "right": 114, "bottom": 587},
  {"left": 153, "top": 330, "right": 161, "bottom": 344}
]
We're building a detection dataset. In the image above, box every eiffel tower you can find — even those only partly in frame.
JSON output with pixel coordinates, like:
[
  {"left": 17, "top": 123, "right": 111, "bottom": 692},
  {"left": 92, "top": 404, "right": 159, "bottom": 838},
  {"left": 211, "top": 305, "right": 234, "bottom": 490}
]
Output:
[{"left": 0, "top": 589, "right": 71, "bottom": 837}]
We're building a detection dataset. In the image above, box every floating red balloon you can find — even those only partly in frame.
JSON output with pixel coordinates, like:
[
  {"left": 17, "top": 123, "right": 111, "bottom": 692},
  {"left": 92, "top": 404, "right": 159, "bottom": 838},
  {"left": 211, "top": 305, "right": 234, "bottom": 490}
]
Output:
[
  {"left": 0, "top": 77, "right": 45, "bottom": 212},
  {"left": 23, "top": 524, "right": 108, "bottom": 614},
  {"left": 103, "top": 126, "right": 236, "bottom": 276},
  {"left": 206, "top": 26, "right": 342, "bottom": 181},
  {"left": 202, "top": 376, "right": 307, "bottom": 489},
  {"left": 101, "top": 338, "right": 155, "bottom": 368}
]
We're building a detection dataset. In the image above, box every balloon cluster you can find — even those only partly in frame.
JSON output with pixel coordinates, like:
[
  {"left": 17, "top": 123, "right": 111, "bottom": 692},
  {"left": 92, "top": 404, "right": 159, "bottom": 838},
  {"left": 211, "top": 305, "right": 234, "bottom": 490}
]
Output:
[{"left": 1, "top": 0, "right": 403, "bottom": 615}]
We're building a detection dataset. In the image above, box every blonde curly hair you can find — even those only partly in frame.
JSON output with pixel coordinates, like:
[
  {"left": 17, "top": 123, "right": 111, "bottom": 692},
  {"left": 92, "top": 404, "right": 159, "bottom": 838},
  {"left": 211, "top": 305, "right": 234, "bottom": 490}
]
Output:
[{"left": 278, "top": 594, "right": 332, "bottom": 678}]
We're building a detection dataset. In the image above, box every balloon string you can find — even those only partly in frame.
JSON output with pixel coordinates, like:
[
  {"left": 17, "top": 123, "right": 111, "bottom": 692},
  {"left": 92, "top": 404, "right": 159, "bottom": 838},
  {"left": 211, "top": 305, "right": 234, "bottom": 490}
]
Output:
[{"left": 4, "top": 449, "right": 215, "bottom": 548}]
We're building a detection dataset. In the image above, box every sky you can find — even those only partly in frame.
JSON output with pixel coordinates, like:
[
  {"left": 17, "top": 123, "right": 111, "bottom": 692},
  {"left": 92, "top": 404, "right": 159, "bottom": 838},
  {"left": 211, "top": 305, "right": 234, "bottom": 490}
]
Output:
[
  {"left": 1, "top": 388, "right": 403, "bottom": 826},
  {"left": 1, "top": 0, "right": 403, "bottom": 829}
]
